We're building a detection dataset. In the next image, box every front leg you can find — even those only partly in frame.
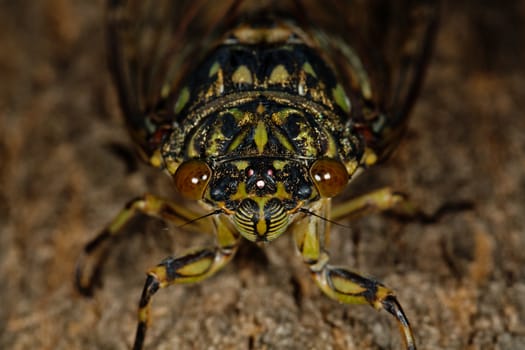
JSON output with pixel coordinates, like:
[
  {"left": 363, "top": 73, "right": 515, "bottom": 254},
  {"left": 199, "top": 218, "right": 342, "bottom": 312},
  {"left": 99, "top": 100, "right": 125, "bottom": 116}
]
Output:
[
  {"left": 331, "top": 187, "right": 473, "bottom": 223},
  {"left": 292, "top": 199, "right": 417, "bottom": 350},
  {"left": 133, "top": 214, "right": 240, "bottom": 350},
  {"left": 310, "top": 265, "right": 416, "bottom": 350},
  {"left": 76, "top": 193, "right": 210, "bottom": 296},
  {"left": 331, "top": 187, "right": 406, "bottom": 221}
]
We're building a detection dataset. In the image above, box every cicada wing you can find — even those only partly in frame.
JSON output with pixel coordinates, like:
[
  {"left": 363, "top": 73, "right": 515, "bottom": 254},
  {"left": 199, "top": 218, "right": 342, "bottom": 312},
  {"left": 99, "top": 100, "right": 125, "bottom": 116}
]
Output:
[
  {"left": 357, "top": 0, "right": 440, "bottom": 161},
  {"left": 106, "top": 0, "right": 241, "bottom": 161},
  {"left": 299, "top": 0, "right": 440, "bottom": 162}
]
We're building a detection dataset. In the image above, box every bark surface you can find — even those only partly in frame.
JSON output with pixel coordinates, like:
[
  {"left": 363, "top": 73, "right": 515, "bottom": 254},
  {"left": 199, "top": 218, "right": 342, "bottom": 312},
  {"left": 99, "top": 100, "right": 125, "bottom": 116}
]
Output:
[{"left": 1, "top": 1, "right": 524, "bottom": 349}]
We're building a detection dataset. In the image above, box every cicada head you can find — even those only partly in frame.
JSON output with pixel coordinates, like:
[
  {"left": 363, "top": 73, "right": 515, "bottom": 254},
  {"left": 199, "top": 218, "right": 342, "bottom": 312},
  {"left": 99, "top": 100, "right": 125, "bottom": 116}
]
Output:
[{"left": 170, "top": 99, "right": 352, "bottom": 242}]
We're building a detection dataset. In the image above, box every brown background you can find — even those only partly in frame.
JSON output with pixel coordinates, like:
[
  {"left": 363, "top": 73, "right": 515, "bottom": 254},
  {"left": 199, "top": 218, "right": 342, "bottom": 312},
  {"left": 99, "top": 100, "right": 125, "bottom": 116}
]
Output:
[{"left": 1, "top": 1, "right": 524, "bottom": 349}]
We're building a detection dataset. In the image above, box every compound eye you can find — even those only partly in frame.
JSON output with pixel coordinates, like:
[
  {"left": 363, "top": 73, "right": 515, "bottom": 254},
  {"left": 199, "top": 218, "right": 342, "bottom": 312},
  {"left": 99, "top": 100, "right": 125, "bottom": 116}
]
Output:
[
  {"left": 173, "top": 160, "right": 212, "bottom": 200},
  {"left": 310, "top": 159, "right": 348, "bottom": 198}
]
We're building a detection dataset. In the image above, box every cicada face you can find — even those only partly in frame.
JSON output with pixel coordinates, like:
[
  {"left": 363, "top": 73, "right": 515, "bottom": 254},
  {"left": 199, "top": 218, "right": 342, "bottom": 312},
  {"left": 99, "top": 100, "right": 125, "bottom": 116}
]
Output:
[
  {"left": 149, "top": 14, "right": 377, "bottom": 242},
  {"left": 169, "top": 97, "right": 351, "bottom": 242}
]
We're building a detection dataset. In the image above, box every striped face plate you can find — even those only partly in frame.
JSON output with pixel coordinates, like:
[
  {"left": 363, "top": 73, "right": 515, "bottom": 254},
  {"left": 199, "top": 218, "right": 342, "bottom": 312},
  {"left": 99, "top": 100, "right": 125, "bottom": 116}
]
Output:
[{"left": 193, "top": 100, "right": 327, "bottom": 242}]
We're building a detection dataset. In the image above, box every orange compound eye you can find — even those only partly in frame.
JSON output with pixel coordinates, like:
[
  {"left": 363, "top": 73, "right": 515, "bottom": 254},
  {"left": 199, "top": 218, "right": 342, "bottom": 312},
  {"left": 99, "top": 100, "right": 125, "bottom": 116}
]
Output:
[
  {"left": 173, "top": 160, "right": 212, "bottom": 200},
  {"left": 309, "top": 159, "right": 348, "bottom": 198}
]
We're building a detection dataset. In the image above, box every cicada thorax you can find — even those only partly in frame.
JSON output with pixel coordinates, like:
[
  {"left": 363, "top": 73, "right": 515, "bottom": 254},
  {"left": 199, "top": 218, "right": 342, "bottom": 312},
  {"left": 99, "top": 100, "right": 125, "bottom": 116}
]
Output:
[
  {"left": 161, "top": 18, "right": 366, "bottom": 242},
  {"left": 110, "top": 1, "right": 436, "bottom": 174}
]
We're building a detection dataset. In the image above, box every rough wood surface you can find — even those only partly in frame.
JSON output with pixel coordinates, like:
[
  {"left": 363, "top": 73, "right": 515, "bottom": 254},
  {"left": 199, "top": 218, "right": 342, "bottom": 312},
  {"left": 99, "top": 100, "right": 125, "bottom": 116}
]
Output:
[{"left": 1, "top": 1, "right": 524, "bottom": 349}]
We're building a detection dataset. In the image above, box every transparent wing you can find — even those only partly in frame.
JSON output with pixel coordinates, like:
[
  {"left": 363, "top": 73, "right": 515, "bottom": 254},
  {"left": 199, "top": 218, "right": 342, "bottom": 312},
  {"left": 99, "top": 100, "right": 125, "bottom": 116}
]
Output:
[
  {"left": 299, "top": 0, "right": 440, "bottom": 161},
  {"left": 107, "top": 0, "right": 242, "bottom": 160}
]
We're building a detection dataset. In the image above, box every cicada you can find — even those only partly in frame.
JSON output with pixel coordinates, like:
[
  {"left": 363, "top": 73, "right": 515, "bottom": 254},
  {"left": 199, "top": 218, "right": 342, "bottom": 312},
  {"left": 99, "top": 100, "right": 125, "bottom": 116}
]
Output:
[{"left": 76, "top": 1, "right": 438, "bottom": 349}]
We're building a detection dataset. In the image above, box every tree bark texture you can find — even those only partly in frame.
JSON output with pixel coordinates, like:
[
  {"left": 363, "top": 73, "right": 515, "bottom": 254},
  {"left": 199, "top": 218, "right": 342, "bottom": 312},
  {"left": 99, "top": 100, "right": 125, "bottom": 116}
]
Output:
[{"left": 1, "top": 1, "right": 524, "bottom": 349}]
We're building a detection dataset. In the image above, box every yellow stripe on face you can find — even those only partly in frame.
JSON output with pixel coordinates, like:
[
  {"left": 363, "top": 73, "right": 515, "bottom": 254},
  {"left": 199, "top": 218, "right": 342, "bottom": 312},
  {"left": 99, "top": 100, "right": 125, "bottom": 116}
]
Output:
[
  {"left": 256, "top": 213, "right": 267, "bottom": 236},
  {"left": 233, "top": 160, "right": 249, "bottom": 171},
  {"left": 272, "top": 160, "right": 287, "bottom": 170},
  {"left": 230, "top": 182, "right": 247, "bottom": 200}
]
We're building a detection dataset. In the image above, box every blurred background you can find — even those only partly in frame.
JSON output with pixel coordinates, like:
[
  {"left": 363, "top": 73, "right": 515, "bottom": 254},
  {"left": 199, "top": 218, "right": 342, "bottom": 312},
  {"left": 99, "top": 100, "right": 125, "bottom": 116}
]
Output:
[{"left": 1, "top": 0, "right": 524, "bottom": 349}]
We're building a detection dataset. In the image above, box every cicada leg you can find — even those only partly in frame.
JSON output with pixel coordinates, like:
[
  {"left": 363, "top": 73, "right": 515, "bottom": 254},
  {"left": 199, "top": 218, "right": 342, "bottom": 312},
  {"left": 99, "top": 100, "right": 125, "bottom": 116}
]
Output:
[
  {"left": 332, "top": 187, "right": 473, "bottom": 224},
  {"left": 133, "top": 214, "right": 239, "bottom": 350},
  {"left": 75, "top": 194, "right": 211, "bottom": 296},
  {"left": 331, "top": 187, "right": 408, "bottom": 221},
  {"left": 292, "top": 198, "right": 417, "bottom": 350}
]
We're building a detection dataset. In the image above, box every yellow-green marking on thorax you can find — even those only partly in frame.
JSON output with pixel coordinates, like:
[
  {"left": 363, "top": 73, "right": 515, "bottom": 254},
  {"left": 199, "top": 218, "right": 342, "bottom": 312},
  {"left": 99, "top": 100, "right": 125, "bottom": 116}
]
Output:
[
  {"left": 268, "top": 64, "right": 290, "bottom": 85},
  {"left": 332, "top": 84, "right": 351, "bottom": 113},
  {"left": 254, "top": 121, "right": 269, "bottom": 153},
  {"left": 232, "top": 65, "right": 253, "bottom": 85}
]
